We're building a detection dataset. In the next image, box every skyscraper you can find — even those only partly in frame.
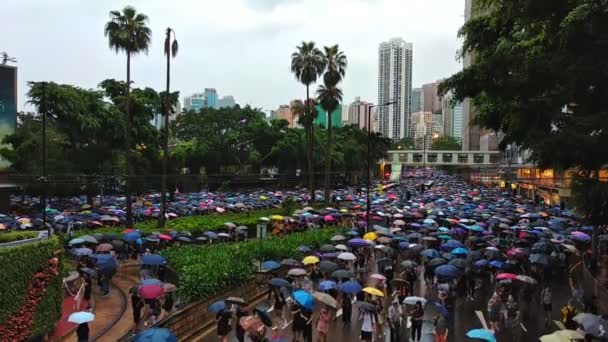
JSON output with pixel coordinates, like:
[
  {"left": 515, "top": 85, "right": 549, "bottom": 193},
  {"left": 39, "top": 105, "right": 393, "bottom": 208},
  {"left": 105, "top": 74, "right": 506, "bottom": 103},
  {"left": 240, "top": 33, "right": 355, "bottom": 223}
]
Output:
[
  {"left": 422, "top": 81, "right": 442, "bottom": 114},
  {"left": 348, "top": 97, "right": 374, "bottom": 130},
  {"left": 452, "top": 102, "right": 463, "bottom": 141},
  {"left": 411, "top": 88, "right": 422, "bottom": 113},
  {"left": 462, "top": 0, "right": 481, "bottom": 150},
  {"left": 217, "top": 95, "right": 236, "bottom": 108},
  {"left": 204, "top": 88, "right": 218, "bottom": 109},
  {"left": 183, "top": 93, "right": 205, "bottom": 112},
  {"left": 378, "top": 38, "right": 413, "bottom": 140}
]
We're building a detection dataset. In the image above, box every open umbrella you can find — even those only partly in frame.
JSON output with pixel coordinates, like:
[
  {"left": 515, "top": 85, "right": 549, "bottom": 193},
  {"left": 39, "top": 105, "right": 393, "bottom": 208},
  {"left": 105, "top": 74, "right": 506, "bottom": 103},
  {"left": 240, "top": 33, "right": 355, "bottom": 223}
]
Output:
[
  {"left": 496, "top": 273, "right": 518, "bottom": 280},
  {"left": 539, "top": 330, "right": 584, "bottom": 342},
  {"left": 135, "top": 328, "right": 177, "bottom": 342},
  {"left": 573, "top": 313, "right": 608, "bottom": 338},
  {"left": 434, "top": 265, "right": 460, "bottom": 279},
  {"left": 139, "top": 284, "right": 164, "bottom": 299},
  {"left": 68, "top": 311, "right": 95, "bottom": 324},
  {"left": 362, "top": 287, "right": 384, "bottom": 297},
  {"left": 319, "top": 261, "right": 339, "bottom": 273},
  {"left": 338, "top": 280, "right": 362, "bottom": 294},
  {"left": 270, "top": 278, "right": 291, "bottom": 288},
  {"left": 318, "top": 280, "right": 337, "bottom": 291},
  {"left": 302, "top": 256, "right": 320, "bottom": 265},
  {"left": 254, "top": 306, "right": 273, "bottom": 327},
  {"left": 313, "top": 291, "right": 338, "bottom": 308},
  {"left": 208, "top": 300, "right": 226, "bottom": 314},
  {"left": 466, "top": 328, "right": 496, "bottom": 342},
  {"left": 226, "top": 296, "right": 246, "bottom": 305},
  {"left": 280, "top": 259, "right": 301, "bottom": 267},
  {"left": 293, "top": 290, "right": 314, "bottom": 310},
  {"left": 356, "top": 301, "right": 377, "bottom": 312},
  {"left": 142, "top": 254, "right": 167, "bottom": 266},
  {"left": 239, "top": 316, "right": 265, "bottom": 336},
  {"left": 403, "top": 296, "right": 427, "bottom": 305},
  {"left": 337, "top": 252, "right": 356, "bottom": 261},
  {"left": 288, "top": 268, "right": 307, "bottom": 276},
  {"left": 515, "top": 275, "right": 538, "bottom": 284},
  {"left": 72, "top": 248, "right": 93, "bottom": 257},
  {"left": 261, "top": 260, "right": 281, "bottom": 271}
]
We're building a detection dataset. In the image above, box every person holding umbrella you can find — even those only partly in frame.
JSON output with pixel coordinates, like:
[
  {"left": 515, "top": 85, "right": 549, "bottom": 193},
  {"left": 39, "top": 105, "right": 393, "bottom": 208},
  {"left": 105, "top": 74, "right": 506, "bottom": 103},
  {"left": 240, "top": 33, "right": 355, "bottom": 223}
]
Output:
[
  {"left": 340, "top": 294, "right": 352, "bottom": 326},
  {"left": 409, "top": 300, "right": 424, "bottom": 342},
  {"left": 387, "top": 297, "right": 403, "bottom": 342},
  {"left": 291, "top": 302, "right": 304, "bottom": 342},
  {"left": 359, "top": 305, "right": 377, "bottom": 342},
  {"left": 315, "top": 305, "right": 333, "bottom": 342}
]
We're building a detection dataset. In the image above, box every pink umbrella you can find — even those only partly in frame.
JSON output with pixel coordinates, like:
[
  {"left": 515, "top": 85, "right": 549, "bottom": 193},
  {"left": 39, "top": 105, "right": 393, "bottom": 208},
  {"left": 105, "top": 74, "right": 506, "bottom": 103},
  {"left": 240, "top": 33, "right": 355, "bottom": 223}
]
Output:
[
  {"left": 324, "top": 215, "right": 334, "bottom": 221},
  {"left": 496, "top": 273, "right": 518, "bottom": 280},
  {"left": 216, "top": 207, "right": 225, "bottom": 213},
  {"left": 369, "top": 273, "right": 387, "bottom": 281},
  {"left": 158, "top": 234, "right": 172, "bottom": 241},
  {"left": 91, "top": 221, "right": 103, "bottom": 226},
  {"left": 139, "top": 284, "right": 164, "bottom": 299},
  {"left": 123, "top": 228, "right": 134, "bottom": 233}
]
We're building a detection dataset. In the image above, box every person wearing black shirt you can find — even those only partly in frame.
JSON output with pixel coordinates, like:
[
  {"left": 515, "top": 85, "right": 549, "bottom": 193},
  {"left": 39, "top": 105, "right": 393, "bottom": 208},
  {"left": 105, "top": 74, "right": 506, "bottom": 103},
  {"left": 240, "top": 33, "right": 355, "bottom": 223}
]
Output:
[
  {"left": 216, "top": 310, "right": 231, "bottom": 342},
  {"left": 76, "top": 322, "right": 89, "bottom": 342}
]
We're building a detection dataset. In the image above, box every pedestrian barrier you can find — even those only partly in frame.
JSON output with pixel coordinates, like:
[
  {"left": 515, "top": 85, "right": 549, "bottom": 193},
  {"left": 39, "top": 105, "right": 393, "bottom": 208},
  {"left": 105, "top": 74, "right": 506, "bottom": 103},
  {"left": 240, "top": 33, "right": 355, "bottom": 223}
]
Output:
[
  {"left": 571, "top": 260, "right": 608, "bottom": 314},
  {"left": 120, "top": 277, "right": 268, "bottom": 341}
]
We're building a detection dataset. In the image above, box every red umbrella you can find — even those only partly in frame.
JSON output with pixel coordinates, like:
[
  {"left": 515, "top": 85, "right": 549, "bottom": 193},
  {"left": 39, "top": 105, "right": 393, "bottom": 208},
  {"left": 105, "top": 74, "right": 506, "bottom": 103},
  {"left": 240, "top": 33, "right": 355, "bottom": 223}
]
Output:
[
  {"left": 139, "top": 284, "right": 164, "bottom": 299},
  {"left": 158, "top": 234, "right": 172, "bottom": 241},
  {"left": 239, "top": 316, "right": 265, "bottom": 336},
  {"left": 123, "top": 228, "right": 134, "bottom": 233},
  {"left": 496, "top": 273, "right": 518, "bottom": 280}
]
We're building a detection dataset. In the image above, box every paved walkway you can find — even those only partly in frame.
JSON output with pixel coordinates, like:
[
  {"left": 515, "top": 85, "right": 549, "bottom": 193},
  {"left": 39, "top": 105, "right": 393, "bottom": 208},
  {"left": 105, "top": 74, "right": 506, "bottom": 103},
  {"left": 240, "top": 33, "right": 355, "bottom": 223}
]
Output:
[{"left": 52, "top": 261, "right": 140, "bottom": 342}]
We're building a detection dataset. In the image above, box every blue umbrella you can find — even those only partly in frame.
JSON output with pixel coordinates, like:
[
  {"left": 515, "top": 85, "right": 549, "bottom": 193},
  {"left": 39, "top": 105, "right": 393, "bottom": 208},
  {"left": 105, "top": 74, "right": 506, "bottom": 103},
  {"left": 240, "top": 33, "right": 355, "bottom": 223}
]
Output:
[
  {"left": 142, "top": 254, "right": 167, "bottom": 266},
  {"left": 451, "top": 247, "right": 469, "bottom": 255},
  {"left": 489, "top": 260, "right": 505, "bottom": 269},
  {"left": 421, "top": 249, "right": 440, "bottom": 259},
  {"left": 293, "top": 290, "right": 314, "bottom": 310},
  {"left": 338, "top": 280, "right": 362, "bottom": 294},
  {"left": 318, "top": 280, "right": 338, "bottom": 291},
  {"left": 69, "top": 238, "right": 85, "bottom": 245},
  {"left": 135, "top": 328, "right": 177, "bottom": 342},
  {"left": 208, "top": 300, "right": 227, "bottom": 314},
  {"left": 261, "top": 260, "right": 281, "bottom": 271},
  {"left": 68, "top": 311, "right": 95, "bottom": 324},
  {"left": 441, "top": 240, "right": 464, "bottom": 249},
  {"left": 140, "top": 278, "right": 162, "bottom": 286},
  {"left": 123, "top": 232, "right": 141, "bottom": 241},
  {"left": 466, "top": 328, "right": 496, "bottom": 342},
  {"left": 72, "top": 248, "right": 93, "bottom": 257},
  {"left": 204, "top": 231, "right": 218, "bottom": 239},
  {"left": 398, "top": 242, "right": 409, "bottom": 250},
  {"left": 434, "top": 265, "right": 460, "bottom": 279},
  {"left": 474, "top": 259, "right": 489, "bottom": 267},
  {"left": 348, "top": 238, "right": 370, "bottom": 247},
  {"left": 94, "top": 254, "right": 116, "bottom": 274},
  {"left": 297, "top": 246, "right": 312, "bottom": 253},
  {"left": 466, "top": 225, "right": 483, "bottom": 232},
  {"left": 270, "top": 278, "right": 291, "bottom": 288},
  {"left": 428, "top": 301, "right": 449, "bottom": 317}
]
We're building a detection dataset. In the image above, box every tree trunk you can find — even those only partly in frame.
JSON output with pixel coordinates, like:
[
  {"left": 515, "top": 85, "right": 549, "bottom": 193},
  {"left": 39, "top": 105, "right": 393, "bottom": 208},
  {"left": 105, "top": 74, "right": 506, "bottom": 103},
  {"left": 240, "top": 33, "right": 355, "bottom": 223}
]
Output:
[
  {"left": 324, "top": 111, "right": 333, "bottom": 202},
  {"left": 159, "top": 30, "right": 171, "bottom": 229},
  {"left": 306, "top": 85, "right": 315, "bottom": 202},
  {"left": 125, "top": 51, "right": 133, "bottom": 226}
]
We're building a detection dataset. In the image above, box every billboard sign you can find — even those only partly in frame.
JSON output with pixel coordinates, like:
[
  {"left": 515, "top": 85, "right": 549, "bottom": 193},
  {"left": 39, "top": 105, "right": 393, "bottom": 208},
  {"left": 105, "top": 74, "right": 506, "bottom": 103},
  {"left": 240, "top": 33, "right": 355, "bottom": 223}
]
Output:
[{"left": 0, "top": 65, "right": 17, "bottom": 169}]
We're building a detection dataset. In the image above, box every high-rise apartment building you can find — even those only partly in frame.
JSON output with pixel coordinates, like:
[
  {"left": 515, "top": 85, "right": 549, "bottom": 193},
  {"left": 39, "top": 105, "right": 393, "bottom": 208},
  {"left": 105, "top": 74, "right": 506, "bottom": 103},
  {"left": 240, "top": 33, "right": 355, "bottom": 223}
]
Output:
[
  {"left": 348, "top": 97, "right": 374, "bottom": 130},
  {"left": 184, "top": 90, "right": 237, "bottom": 112},
  {"left": 422, "top": 81, "right": 442, "bottom": 114},
  {"left": 411, "top": 88, "right": 422, "bottom": 113},
  {"left": 275, "top": 104, "right": 294, "bottom": 127},
  {"left": 462, "top": 0, "right": 481, "bottom": 150},
  {"left": 452, "top": 102, "right": 463, "bottom": 141},
  {"left": 378, "top": 38, "right": 413, "bottom": 140}
]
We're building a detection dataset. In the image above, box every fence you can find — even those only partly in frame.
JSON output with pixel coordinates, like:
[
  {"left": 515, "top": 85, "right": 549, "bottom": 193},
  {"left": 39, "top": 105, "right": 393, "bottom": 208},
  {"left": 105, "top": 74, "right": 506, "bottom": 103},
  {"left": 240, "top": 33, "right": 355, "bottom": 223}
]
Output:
[
  {"left": 121, "top": 275, "right": 269, "bottom": 341},
  {"left": 571, "top": 260, "right": 608, "bottom": 314}
]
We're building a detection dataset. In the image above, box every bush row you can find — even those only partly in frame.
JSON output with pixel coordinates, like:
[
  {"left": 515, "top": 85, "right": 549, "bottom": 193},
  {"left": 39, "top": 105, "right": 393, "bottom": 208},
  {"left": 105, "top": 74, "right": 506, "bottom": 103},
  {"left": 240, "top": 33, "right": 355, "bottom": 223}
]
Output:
[
  {"left": 161, "top": 228, "right": 341, "bottom": 303},
  {"left": 0, "top": 237, "right": 63, "bottom": 338},
  {"left": 0, "top": 231, "right": 39, "bottom": 244}
]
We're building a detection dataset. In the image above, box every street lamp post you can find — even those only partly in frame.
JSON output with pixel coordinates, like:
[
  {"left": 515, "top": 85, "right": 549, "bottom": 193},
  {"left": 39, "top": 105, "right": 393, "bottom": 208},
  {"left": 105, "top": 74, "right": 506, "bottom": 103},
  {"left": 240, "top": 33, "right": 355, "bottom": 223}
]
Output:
[{"left": 366, "top": 101, "right": 395, "bottom": 232}]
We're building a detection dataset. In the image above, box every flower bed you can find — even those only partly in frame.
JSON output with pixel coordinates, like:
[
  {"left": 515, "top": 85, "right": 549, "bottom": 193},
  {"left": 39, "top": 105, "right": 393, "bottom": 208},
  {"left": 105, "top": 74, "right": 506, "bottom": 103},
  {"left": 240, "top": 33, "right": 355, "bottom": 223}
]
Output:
[
  {"left": 161, "top": 228, "right": 342, "bottom": 303},
  {"left": 0, "top": 237, "right": 63, "bottom": 338}
]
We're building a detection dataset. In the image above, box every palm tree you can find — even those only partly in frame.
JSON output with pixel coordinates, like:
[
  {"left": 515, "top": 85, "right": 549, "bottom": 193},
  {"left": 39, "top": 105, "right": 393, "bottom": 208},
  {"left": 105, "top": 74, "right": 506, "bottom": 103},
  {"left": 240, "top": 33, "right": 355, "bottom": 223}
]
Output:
[
  {"left": 104, "top": 6, "right": 151, "bottom": 226},
  {"left": 319, "top": 45, "right": 347, "bottom": 202},
  {"left": 317, "top": 83, "right": 343, "bottom": 202},
  {"left": 159, "top": 28, "right": 178, "bottom": 228},
  {"left": 291, "top": 41, "right": 325, "bottom": 202}
]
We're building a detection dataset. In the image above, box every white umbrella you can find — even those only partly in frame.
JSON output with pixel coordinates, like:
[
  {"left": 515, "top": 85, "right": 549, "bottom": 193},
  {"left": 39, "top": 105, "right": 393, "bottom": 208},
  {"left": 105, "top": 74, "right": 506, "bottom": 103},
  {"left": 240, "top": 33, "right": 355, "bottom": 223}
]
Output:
[
  {"left": 68, "top": 311, "right": 95, "bottom": 324},
  {"left": 335, "top": 244, "right": 348, "bottom": 251},
  {"left": 337, "top": 252, "right": 357, "bottom": 261},
  {"left": 393, "top": 219, "right": 406, "bottom": 226},
  {"left": 288, "top": 268, "right": 307, "bottom": 276},
  {"left": 403, "top": 296, "right": 427, "bottom": 305}
]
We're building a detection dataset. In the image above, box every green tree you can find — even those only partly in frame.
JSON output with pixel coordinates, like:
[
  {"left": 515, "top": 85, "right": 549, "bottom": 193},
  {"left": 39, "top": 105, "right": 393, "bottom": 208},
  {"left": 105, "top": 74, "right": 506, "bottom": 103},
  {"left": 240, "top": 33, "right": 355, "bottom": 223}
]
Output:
[
  {"left": 431, "top": 136, "right": 461, "bottom": 151},
  {"left": 159, "top": 27, "right": 179, "bottom": 228},
  {"left": 319, "top": 45, "right": 347, "bottom": 202},
  {"left": 392, "top": 137, "right": 415, "bottom": 150},
  {"left": 104, "top": 5, "right": 152, "bottom": 225},
  {"left": 291, "top": 41, "right": 325, "bottom": 201},
  {"left": 439, "top": 0, "right": 608, "bottom": 265}
]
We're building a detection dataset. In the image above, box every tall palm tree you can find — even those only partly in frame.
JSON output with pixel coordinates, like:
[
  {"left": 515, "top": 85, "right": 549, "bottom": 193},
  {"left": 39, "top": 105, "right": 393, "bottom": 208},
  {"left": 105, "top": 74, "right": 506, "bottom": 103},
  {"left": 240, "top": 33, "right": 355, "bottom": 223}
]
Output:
[
  {"left": 319, "top": 45, "right": 347, "bottom": 202},
  {"left": 291, "top": 41, "right": 325, "bottom": 202},
  {"left": 104, "top": 6, "right": 151, "bottom": 226},
  {"left": 159, "top": 28, "right": 178, "bottom": 228},
  {"left": 317, "top": 83, "right": 343, "bottom": 202}
]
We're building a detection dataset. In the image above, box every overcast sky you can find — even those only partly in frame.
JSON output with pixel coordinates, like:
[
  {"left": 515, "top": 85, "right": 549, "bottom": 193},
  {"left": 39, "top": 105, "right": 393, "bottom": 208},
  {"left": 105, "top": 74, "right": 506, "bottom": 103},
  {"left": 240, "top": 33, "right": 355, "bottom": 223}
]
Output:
[{"left": 4, "top": 0, "right": 464, "bottom": 112}]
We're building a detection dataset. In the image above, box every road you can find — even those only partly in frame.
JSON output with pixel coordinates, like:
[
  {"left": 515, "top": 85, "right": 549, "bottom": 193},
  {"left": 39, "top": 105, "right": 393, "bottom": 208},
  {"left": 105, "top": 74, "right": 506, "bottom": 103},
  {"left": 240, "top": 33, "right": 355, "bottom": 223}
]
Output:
[{"left": 201, "top": 265, "right": 573, "bottom": 342}]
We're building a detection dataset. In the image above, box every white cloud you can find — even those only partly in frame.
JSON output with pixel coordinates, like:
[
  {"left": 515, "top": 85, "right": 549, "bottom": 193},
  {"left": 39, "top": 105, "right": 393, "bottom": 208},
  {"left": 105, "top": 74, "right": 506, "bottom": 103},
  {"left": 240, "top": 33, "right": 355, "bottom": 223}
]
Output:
[{"left": 4, "top": 0, "right": 464, "bottom": 111}]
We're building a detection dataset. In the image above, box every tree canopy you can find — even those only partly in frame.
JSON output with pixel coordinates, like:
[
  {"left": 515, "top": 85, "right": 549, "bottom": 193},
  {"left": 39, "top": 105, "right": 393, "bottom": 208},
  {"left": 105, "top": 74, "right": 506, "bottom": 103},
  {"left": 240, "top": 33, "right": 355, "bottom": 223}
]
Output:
[{"left": 431, "top": 136, "right": 462, "bottom": 151}]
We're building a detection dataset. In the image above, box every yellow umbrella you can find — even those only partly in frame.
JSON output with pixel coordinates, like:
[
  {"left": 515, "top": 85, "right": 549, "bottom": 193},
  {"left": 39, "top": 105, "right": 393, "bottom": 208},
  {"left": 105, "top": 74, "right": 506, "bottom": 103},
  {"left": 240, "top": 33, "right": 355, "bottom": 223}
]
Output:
[
  {"left": 302, "top": 256, "right": 320, "bottom": 265},
  {"left": 270, "top": 215, "right": 284, "bottom": 221},
  {"left": 362, "top": 287, "right": 384, "bottom": 297},
  {"left": 363, "top": 232, "right": 378, "bottom": 241},
  {"left": 339, "top": 209, "right": 348, "bottom": 213},
  {"left": 260, "top": 195, "right": 268, "bottom": 200}
]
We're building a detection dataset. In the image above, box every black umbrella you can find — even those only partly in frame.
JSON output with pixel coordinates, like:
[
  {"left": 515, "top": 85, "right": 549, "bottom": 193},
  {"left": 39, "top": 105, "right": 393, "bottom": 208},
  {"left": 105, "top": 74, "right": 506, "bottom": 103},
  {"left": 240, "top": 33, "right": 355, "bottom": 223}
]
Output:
[
  {"left": 448, "top": 258, "right": 467, "bottom": 269},
  {"left": 254, "top": 306, "right": 273, "bottom": 327},
  {"left": 319, "top": 261, "right": 339, "bottom": 273},
  {"left": 427, "top": 258, "right": 448, "bottom": 267}
]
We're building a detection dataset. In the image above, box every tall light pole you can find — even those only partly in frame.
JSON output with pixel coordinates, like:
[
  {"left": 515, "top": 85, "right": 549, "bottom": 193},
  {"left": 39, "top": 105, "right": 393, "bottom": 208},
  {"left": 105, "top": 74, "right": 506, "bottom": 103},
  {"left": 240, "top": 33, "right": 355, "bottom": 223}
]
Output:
[
  {"left": 40, "top": 82, "right": 49, "bottom": 237},
  {"left": 366, "top": 101, "right": 395, "bottom": 231}
]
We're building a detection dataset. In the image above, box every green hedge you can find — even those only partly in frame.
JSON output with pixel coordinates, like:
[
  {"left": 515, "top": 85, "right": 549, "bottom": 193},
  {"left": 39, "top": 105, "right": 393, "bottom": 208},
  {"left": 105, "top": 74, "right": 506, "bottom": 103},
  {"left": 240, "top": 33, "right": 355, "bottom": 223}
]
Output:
[
  {"left": 161, "top": 228, "right": 341, "bottom": 303},
  {"left": 74, "top": 208, "right": 286, "bottom": 237},
  {"left": 0, "top": 237, "right": 63, "bottom": 337},
  {"left": 0, "top": 231, "right": 39, "bottom": 244}
]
